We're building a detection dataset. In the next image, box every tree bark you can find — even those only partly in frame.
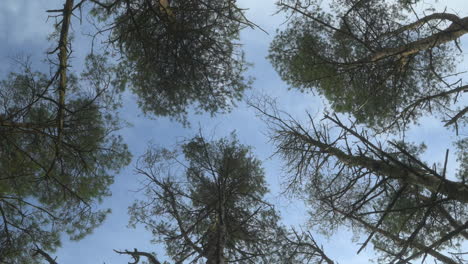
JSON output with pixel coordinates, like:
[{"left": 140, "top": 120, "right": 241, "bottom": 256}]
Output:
[
  {"left": 56, "top": 0, "right": 74, "bottom": 148},
  {"left": 206, "top": 196, "right": 227, "bottom": 264}
]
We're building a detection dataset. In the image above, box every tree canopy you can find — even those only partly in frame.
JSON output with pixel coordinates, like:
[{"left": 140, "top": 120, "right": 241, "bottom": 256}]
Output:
[
  {"left": 125, "top": 134, "right": 283, "bottom": 263},
  {"left": 252, "top": 97, "right": 467, "bottom": 264},
  {"left": 91, "top": 0, "right": 253, "bottom": 123},
  {"left": 269, "top": 0, "right": 467, "bottom": 130},
  {"left": 117, "top": 133, "right": 339, "bottom": 264},
  {"left": 2, "top": 0, "right": 467, "bottom": 263},
  {"left": 263, "top": 0, "right": 468, "bottom": 261}
]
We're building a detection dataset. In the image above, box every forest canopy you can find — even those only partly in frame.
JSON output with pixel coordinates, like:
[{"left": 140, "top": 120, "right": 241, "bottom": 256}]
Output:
[{"left": 0, "top": 0, "right": 466, "bottom": 263}]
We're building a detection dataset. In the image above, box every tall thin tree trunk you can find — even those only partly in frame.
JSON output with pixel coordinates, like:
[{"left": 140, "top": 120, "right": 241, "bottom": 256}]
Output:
[{"left": 206, "top": 199, "right": 226, "bottom": 264}]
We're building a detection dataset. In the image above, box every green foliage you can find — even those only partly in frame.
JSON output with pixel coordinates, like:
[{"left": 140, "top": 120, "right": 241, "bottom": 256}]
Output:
[
  {"left": 269, "top": 0, "right": 456, "bottom": 129},
  {"left": 92, "top": 0, "right": 252, "bottom": 123},
  {"left": 0, "top": 56, "right": 131, "bottom": 263}
]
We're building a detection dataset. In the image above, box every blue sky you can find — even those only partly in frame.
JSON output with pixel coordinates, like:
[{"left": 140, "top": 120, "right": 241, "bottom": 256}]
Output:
[{"left": 1, "top": 0, "right": 467, "bottom": 263}]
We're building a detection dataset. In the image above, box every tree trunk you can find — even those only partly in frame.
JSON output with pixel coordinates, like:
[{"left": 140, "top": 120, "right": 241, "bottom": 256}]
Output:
[
  {"left": 206, "top": 200, "right": 226, "bottom": 264},
  {"left": 292, "top": 130, "right": 468, "bottom": 203}
]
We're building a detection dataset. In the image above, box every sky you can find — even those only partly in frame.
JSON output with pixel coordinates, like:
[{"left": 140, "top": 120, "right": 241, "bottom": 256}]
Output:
[{"left": 1, "top": 0, "right": 467, "bottom": 263}]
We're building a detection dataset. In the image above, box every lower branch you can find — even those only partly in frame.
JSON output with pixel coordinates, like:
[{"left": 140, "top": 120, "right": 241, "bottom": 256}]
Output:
[{"left": 114, "top": 248, "right": 162, "bottom": 264}]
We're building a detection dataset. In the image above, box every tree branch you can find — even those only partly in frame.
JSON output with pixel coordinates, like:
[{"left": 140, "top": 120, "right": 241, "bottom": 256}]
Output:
[{"left": 114, "top": 248, "right": 162, "bottom": 264}]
